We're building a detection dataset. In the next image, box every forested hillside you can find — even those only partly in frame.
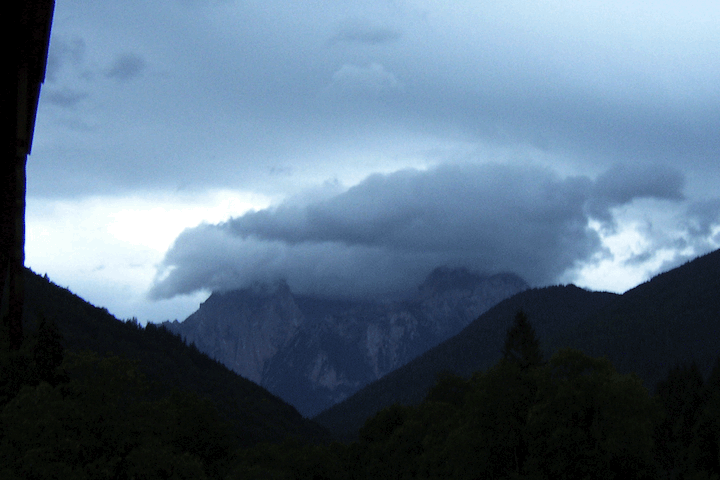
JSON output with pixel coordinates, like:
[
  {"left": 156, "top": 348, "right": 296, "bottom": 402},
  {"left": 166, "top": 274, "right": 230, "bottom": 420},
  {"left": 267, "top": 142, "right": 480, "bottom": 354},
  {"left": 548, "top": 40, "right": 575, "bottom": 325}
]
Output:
[
  {"left": 17, "top": 269, "right": 328, "bottom": 446},
  {"left": 2, "top": 264, "right": 720, "bottom": 478},
  {"left": 553, "top": 248, "right": 720, "bottom": 386},
  {"left": 224, "top": 316, "right": 720, "bottom": 479},
  {"left": 314, "top": 284, "right": 618, "bottom": 437},
  {"left": 315, "top": 249, "right": 720, "bottom": 440}
]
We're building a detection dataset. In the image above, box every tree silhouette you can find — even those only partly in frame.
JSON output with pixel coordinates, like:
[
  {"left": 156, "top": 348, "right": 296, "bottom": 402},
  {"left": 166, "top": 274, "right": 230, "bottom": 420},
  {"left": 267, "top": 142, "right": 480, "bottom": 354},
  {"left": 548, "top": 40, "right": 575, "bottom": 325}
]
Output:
[
  {"left": 688, "top": 356, "right": 720, "bottom": 477},
  {"left": 654, "top": 361, "right": 706, "bottom": 477},
  {"left": 502, "top": 310, "right": 543, "bottom": 371},
  {"left": 526, "top": 349, "right": 659, "bottom": 479},
  {"left": 32, "top": 315, "right": 65, "bottom": 385}
]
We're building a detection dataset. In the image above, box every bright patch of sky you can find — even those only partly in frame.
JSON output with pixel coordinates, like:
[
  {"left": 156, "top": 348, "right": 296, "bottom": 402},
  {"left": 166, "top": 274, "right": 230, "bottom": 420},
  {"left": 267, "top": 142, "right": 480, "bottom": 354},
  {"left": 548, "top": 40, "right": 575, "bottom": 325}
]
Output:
[{"left": 26, "top": 190, "right": 271, "bottom": 322}]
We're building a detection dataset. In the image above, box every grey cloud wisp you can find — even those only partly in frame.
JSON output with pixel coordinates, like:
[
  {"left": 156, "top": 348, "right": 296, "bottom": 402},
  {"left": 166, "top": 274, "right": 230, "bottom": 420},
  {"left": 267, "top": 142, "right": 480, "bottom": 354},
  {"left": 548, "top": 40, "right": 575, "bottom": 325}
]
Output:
[{"left": 149, "top": 162, "right": 685, "bottom": 301}]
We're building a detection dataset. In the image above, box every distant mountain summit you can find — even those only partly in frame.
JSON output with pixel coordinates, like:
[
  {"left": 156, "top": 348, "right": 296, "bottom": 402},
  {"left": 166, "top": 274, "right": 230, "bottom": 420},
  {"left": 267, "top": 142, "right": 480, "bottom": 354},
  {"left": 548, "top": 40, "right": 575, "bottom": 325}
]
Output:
[
  {"left": 164, "top": 280, "right": 302, "bottom": 384},
  {"left": 418, "top": 266, "right": 492, "bottom": 295},
  {"left": 163, "top": 268, "right": 528, "bottom": 416}
]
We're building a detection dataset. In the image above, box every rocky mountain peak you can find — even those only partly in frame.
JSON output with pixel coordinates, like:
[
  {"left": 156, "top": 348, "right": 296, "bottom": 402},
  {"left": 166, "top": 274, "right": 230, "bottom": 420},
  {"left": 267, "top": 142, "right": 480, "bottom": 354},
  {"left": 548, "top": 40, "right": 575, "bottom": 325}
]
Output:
[
  {"left": 166, "top": 267, "right": 529, "bottom": 416},
  {"left": 417, "top": 266, "right": 487, "bottom": 296},
  {"left": 163, "top": 278, "right": 303, "bottom": 384}
]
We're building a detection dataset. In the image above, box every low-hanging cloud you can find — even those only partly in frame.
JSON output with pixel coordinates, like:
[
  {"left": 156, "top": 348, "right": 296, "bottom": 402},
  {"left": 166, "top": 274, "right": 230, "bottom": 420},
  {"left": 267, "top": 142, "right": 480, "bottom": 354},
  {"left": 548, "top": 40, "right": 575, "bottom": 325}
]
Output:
[
  {"left": 587, "top": 163, "right": 685, "bottom": 224},
  {"left": 149, "top": 162, "right": 686, "bottom": 301}
]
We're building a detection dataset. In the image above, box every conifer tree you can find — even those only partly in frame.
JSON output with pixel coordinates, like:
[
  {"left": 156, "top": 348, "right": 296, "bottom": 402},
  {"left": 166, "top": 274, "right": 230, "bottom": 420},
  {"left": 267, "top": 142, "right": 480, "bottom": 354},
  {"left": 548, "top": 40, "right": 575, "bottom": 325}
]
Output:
[
  {"left": 502, "top": 310, "right": 543, "bottom": 371},
  {"left": 654, "top": 361, "right": 706, "bottom": 477},
  {"left": 32, "top": 315, "right": 65, "bottom": 385}
]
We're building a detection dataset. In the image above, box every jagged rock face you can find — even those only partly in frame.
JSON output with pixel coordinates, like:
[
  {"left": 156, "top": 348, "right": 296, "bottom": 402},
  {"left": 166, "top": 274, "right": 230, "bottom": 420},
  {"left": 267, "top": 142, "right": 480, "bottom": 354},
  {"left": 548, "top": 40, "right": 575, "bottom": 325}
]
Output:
[
  {"left": 163, "top": 281, "right": 303, "bottom": 383},
  {"left": 164, "top": 268, "right": 528, "bottom": 417}
]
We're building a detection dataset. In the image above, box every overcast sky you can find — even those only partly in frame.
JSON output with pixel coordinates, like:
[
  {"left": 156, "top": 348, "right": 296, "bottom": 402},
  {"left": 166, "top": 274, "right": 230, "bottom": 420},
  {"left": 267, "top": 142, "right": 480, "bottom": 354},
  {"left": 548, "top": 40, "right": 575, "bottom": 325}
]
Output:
[{"left": 26, "top": 0, "right": 720, "bottom": 323}]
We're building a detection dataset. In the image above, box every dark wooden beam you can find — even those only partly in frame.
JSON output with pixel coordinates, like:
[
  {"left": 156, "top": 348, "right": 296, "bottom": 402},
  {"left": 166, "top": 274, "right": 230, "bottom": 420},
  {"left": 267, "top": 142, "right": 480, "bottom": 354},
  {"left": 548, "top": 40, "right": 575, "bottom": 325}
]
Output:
[{"left": 2, "top": 0, "right": 55, "bottom": 349}]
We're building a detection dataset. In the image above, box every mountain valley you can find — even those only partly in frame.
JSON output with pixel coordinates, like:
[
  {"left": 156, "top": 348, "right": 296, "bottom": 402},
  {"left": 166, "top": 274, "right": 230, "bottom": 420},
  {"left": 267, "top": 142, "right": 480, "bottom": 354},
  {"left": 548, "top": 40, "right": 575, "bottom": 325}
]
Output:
[{"left": 163, "top": 267, "right": 528, "bottom": 416}]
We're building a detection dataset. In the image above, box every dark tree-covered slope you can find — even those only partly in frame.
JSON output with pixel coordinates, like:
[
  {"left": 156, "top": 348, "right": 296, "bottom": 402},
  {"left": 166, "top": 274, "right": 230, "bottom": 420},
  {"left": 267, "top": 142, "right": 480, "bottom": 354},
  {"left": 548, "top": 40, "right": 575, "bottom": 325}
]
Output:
[
  {"left": 20, "top": 269, "right": 328, "bottom": 446},
  {"left": 314, "top": 284, "right": 617, "bottom": 437},
  {"left": 552, "top": 248, "right": 720, "bottom": 389},
  {"left": 316, "top": 248, "right": 720, "bottom": 439}
]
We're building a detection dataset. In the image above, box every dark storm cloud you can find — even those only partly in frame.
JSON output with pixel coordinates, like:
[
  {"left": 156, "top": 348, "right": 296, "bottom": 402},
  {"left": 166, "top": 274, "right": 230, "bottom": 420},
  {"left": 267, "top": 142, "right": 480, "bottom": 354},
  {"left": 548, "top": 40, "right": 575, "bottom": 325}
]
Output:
[
  {"left": 149, "top": 162, "right": 686, "bottom": 301},
  {"left": 587, "top": 163, "right": 685, "bottom": 224},
  {"left": 685, "top": 199, "right": 720, "bottom": 236},
  {"left": 105, "top": 53, "right": 146, "bottom": 81},
  {"left": 31, "top": 1, "right": 720, "bottom": 202},
  {"left": 594, "top": 163, "right": 685, "bottom": 203}
]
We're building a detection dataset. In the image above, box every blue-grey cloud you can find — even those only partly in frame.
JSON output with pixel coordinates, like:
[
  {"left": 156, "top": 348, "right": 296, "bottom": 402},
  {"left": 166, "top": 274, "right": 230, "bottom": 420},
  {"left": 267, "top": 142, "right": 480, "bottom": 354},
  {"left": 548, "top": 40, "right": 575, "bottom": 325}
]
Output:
[
  {"left": 149, "top": 161, "right": 686, "bottom": 301},
  {"left": 685, "top": 199, "right": 720, "bottom": 239},
  {"left": 31, "top": 1, "right": 720, "bottom": 202},
  {"left": 329, "top": 63, "right": 402, "bottom": 94},
  {"left": 45, "top": 36, "right": 86, "bottom": 83},
  {"left": 619, "top": 197, "right": 720, "bottom": 276},
  {"left": 105, "top": 53, "right": 146, "bottom": 81},
  {"left": 328, "top": 18, "right": 401, "bottom": 45},
  {"left": 43, "top": 88, "right": 88, "bottom": 108},
  {"left": 587, "top": 163, "right": 685, "bottom": 224}
]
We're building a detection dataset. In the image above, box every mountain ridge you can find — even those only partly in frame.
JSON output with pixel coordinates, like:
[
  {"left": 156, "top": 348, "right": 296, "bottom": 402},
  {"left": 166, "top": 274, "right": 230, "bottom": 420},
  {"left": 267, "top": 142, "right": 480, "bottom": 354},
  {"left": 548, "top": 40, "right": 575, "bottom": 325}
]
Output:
[
  {"left": 314, "top": 248, "right": 720, "bottom": 438},
  {"left": 19, "top": 268, "right": 328, "bottom": 446},
  {"left": 313, "top": 283, "right": 618, "bottom": 436},
  {"left": 164, "top": 267, "right": 529, "bottom": 416}
]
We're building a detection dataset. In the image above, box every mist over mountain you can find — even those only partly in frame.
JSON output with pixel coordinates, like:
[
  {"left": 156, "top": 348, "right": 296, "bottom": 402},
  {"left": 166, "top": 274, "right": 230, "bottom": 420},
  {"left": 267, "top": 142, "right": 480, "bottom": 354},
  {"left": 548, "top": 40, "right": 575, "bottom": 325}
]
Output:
[
  {"left": 163, "top": 267, "right": 528, "bottom": 416},
  {"left": 149, "top": 162, "right": 690, "bottom": 303}
]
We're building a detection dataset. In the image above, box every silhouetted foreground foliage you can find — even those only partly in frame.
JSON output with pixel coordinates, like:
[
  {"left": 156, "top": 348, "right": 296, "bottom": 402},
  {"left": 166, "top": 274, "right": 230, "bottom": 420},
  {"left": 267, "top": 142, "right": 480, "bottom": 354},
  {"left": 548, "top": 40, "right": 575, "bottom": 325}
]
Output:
[
  {"left": 352, "top": 349, "right": 660, "bottom": 480},
  {"left": 502, "top": 310, "right": 544, "bottom": 371},
  {"left": 4, "top": 341, "right": 719, "bottom": 479},
  {"left": 226, "top": 314, "right": 720, "bottom": 479},
  {"left": 19, "top": 269, "right": 328, "bottom": 447},
  {"left": 1, "top": 350, "right": 233, "bottom": 479},
  {"left": 224, "top": 348, "right": 720, "bottom": 480}
]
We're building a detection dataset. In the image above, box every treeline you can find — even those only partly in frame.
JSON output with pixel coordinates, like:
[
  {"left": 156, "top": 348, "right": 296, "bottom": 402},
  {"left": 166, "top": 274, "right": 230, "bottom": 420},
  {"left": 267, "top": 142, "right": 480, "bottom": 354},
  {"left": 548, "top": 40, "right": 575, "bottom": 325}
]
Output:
[
  {"left": 335, "top": 353, "right": 719, "bottom": 479},
  {"left": 1, "top": 321, "right": 234, "bottom": 479},
  {"left": 2, "top": 304, "right": 719, "bottom": 478},
  {"left": 312, "top": 284, "right": 621, "bottom": 437},
  {"left": 19, "top": 269, "right": 328, "bottom": 447},
  {"left": 231, "top": 312, "right": 720, "bottom": 479}
]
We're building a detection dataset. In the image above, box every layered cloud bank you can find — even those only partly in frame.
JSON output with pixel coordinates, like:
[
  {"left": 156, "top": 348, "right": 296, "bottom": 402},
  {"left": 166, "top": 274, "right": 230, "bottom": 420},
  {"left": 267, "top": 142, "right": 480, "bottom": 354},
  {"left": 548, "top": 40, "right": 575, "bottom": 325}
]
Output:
[{"left": 149, "top": 162, "right": 691, "bottom": 301}]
